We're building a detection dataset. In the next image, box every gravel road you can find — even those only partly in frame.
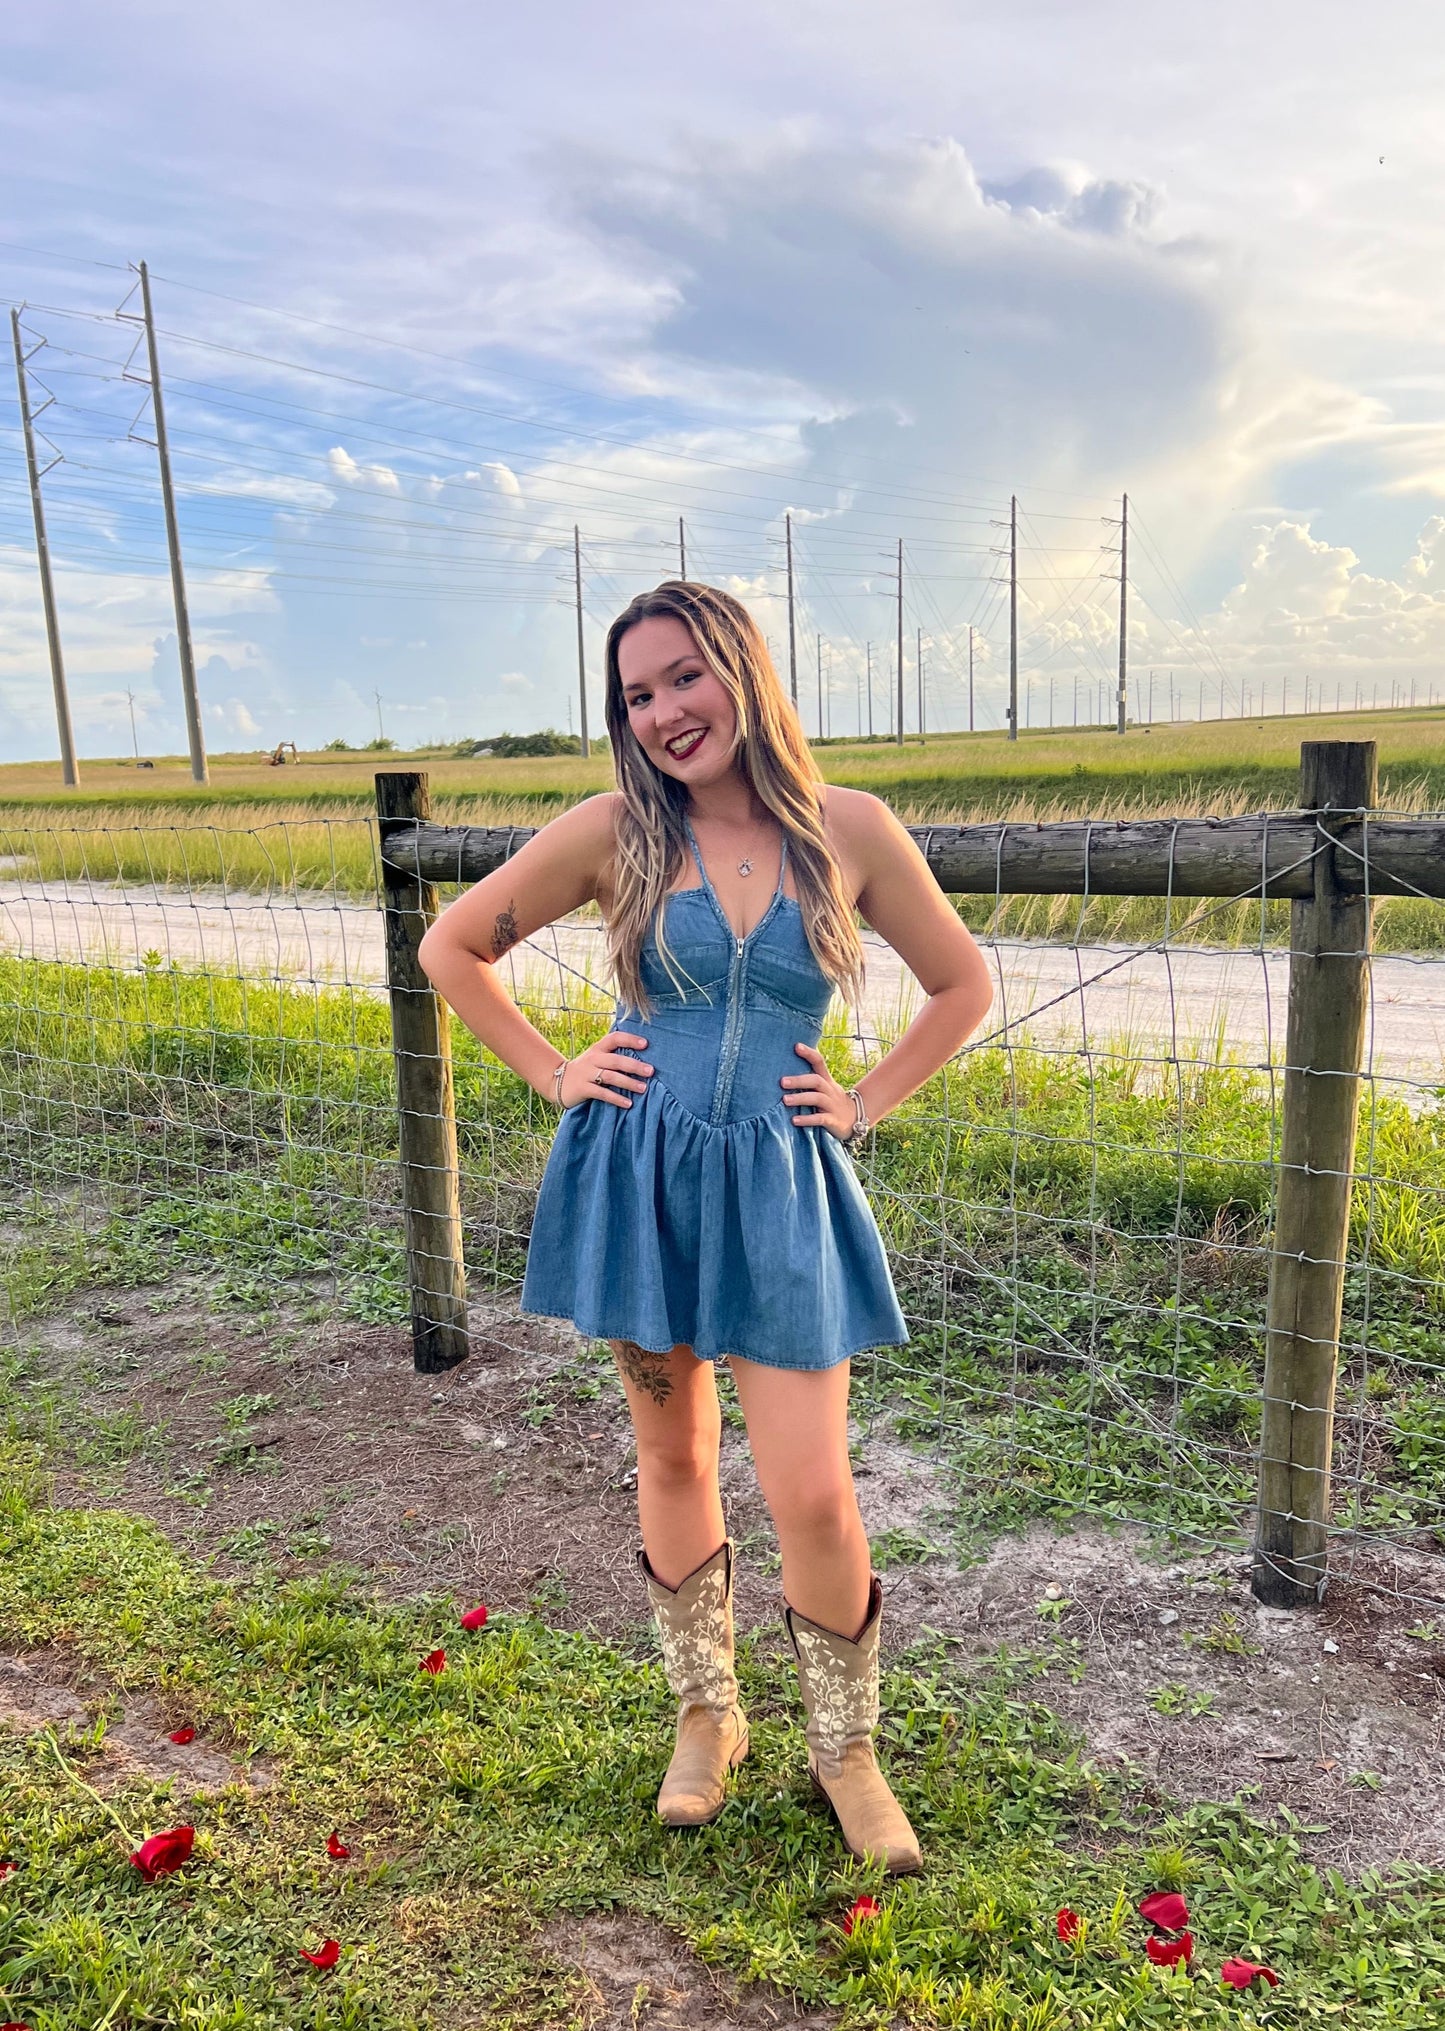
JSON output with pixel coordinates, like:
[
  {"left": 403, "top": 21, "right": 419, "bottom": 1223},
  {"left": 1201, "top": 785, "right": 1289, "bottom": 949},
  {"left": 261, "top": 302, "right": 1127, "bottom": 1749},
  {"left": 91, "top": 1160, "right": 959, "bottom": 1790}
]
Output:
[{"left": 3, "top": 879, "right": 1442, "bottom": 1092}]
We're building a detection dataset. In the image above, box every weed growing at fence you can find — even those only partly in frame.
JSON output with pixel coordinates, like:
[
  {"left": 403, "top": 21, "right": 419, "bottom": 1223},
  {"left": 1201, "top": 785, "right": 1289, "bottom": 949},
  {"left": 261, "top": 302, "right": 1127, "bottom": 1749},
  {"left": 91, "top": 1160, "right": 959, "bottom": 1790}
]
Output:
[
  {"left": 3, "top": 954, "right": 1443, "bottom": 1563},
  {"left": 2, "top": 1468, "right": 1443, "bottom": 2028}
]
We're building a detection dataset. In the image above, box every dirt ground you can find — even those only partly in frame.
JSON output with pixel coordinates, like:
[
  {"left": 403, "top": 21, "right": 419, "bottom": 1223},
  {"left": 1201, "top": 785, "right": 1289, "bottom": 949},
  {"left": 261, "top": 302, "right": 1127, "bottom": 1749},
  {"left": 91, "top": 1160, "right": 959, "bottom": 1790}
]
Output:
[{"left": 11, "top": 1282, "right": 1445, "bottom": 1896}]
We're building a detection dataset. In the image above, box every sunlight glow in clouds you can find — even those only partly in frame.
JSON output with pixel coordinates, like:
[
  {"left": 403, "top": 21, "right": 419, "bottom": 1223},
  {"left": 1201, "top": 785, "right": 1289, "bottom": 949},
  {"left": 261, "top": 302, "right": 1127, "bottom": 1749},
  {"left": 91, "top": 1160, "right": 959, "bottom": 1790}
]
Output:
[{"left": 2, "top": 3, "right": 1444, "bottom": 757}]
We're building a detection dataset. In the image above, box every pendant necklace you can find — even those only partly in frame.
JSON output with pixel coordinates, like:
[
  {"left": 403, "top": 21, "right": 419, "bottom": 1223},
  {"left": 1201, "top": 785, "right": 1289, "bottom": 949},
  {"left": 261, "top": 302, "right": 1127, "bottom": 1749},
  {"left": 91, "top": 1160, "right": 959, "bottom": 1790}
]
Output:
[{"left": 736, "top": 819, "right": 769, "bottom": 877}]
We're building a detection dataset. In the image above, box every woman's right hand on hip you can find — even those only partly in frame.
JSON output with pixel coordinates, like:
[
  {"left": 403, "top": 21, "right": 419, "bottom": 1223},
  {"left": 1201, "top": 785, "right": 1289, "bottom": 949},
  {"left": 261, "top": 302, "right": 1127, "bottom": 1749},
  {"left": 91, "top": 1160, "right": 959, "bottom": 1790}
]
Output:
[{"left": 558, "top": 1031, "right": 654, "bottom": 1109}]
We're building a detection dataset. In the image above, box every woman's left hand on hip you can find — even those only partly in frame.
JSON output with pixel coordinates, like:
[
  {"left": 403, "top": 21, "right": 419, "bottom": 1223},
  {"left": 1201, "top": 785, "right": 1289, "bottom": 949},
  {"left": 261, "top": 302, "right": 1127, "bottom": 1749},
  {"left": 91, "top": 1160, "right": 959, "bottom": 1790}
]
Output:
[{"left": 781, "top": 1042, "right": 854, "bottom": 1137}]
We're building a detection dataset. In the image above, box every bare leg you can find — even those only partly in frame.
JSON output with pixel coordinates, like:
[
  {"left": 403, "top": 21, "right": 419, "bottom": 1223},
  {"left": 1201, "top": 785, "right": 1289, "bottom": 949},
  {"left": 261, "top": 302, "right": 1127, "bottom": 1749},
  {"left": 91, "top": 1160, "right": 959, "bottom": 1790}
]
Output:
[
  {"left": 610, "top": 1340, "right": 726, "bottom": 1588},
  {"left": 728, "top": 1356, "right": 871, "bottom": 1635}
]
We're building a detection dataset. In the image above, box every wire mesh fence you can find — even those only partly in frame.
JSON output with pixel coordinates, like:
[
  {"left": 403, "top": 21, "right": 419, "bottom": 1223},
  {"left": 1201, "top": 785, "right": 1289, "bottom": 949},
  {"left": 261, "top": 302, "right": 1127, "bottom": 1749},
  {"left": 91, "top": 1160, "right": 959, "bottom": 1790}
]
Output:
[{"left": 2, "top": 752, "right": 1443, "bottom": 1616}]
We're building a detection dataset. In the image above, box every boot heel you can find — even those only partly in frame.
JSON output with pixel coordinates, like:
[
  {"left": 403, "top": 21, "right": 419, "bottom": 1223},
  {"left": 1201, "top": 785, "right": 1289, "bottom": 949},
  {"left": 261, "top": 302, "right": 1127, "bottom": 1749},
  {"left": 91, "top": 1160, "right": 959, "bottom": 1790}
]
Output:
[{"left": 729, "top": 1726, "right": 750, "bottom": 1770}]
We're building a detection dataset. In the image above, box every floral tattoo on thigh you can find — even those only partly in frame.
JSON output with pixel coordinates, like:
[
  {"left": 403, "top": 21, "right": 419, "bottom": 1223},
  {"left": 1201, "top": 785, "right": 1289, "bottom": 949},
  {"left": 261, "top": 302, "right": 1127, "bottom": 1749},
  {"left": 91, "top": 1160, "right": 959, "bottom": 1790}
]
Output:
[{"left": 615, "top": 1341, "right": 674, "bottom": 1407}]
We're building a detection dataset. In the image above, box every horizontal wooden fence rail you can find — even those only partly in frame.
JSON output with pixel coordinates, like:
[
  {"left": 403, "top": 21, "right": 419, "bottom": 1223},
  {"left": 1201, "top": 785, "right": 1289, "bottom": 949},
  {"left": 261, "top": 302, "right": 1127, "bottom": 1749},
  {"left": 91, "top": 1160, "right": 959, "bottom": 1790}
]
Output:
[
  {"left": 379, "top": 811, "right": 1445, "bottom": 901},
  {"left": 374, "top": 741, "right": 1434, "bottom": 1613}
]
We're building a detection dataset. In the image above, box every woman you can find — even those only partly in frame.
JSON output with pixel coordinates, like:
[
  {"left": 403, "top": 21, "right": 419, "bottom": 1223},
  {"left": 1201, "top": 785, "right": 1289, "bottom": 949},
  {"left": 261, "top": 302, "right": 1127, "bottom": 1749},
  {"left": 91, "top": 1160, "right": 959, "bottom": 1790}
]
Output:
[{"left": 419, "top": 582, "right": 991, "bottom": 1874}]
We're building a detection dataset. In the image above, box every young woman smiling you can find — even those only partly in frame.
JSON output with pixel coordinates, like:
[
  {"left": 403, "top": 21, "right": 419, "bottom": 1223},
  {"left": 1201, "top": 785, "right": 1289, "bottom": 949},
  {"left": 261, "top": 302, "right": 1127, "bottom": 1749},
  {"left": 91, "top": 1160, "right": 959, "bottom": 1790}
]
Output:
[{"left": 420, "top": 582, "right": 991, "bottom": 1872}]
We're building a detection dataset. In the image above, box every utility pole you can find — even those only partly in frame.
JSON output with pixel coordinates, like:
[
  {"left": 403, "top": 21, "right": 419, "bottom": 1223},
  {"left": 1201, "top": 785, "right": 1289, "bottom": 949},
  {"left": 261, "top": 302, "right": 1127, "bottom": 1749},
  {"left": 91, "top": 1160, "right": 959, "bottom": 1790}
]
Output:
[
  {"left": 916, "top": 625, "right": 924, "bottom": 740},
  {"left": 816, "top": 631, "right": 823, "bottom": 741},
  {"left": 1116, "top": 491, "right": 1129, "bottom": 736},
  {"left": 1147, "top": 669, "right": 1154, "bottom": 725},
  {"left": 573, "top": 525, "right": 590, "bottom": 758},
  {"left": 137, "top": 263, "right": 206, "bottom": 784},
  {"left": 968, "top": 624, "right": 975, "bottom": 733},
  {"left": 895, "top": 537, "right": 905, "bottom": 747},
  {"left": 678, "top": 516, "right": 686, "bottom": 580},
  {"left": 10, "top": 308, "right": 78, "bottom": 787},
  {"left": 785, "top": 511, "right": 798, "bottom": 706},
  {"left": 1008, "top": 496, "right": 1019, "bottom": 741},
  {"left": 866, "top": 642, "right": 874, "bottom": 737}
]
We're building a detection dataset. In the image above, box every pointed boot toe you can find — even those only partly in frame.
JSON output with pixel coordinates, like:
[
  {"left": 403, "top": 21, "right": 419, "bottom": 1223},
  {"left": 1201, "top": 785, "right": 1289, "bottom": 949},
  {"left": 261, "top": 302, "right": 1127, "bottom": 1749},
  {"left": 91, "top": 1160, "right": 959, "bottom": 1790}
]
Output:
[
  {"left": 786, "top": 1577, "right": 924, "bottom": 1875},
  {"left": 657, "top": 1702, "right": 750, "bottom": 1826},
  {"left": 640, "top": 1542, "right": 748, "bottom": 1828},
  {"left": 811, "top": 1742, "right": 922, "bottom": 1873}
]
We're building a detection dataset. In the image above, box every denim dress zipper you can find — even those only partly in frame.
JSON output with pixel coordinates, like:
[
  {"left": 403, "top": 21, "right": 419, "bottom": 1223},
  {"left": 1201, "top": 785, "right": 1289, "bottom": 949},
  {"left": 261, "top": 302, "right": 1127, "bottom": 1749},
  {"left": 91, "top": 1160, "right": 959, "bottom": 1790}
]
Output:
[{"left": 709, "top": 932, "right": 748, "bottom": 1126}]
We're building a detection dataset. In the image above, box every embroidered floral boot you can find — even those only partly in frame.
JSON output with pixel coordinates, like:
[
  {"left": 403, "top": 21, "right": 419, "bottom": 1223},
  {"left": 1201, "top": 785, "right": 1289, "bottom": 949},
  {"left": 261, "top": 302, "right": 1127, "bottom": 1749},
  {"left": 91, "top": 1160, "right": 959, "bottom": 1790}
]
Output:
[
  {"left": 640, "top": 1541, "right": 749, "bottom": 1826},
  {"left": 785, "top": 1576, "right": 923, "bottom": 1874}
]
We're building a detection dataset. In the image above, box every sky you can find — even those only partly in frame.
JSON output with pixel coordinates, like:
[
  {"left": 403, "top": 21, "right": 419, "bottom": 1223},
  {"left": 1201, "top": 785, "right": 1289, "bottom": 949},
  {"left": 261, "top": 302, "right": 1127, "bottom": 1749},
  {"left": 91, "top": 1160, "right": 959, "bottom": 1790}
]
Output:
[{"left": 3, "top": 0, "right": 1445, "bottom": 762}]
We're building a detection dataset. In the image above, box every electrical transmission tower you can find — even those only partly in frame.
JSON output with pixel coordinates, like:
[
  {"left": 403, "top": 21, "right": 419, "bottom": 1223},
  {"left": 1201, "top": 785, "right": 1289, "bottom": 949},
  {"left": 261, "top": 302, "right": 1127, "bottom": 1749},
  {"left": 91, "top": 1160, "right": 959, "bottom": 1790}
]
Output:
[
  {"left": 10, "top": 308, "right": 78, "bottom": 785},
  {"left": 119, "top": 262, "right": 208, "bottom": 783}
]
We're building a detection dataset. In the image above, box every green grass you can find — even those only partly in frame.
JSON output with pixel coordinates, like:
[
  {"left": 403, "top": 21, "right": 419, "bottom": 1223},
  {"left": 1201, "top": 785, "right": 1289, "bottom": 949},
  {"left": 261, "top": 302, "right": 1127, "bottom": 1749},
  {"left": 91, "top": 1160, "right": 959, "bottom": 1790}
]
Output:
[
  {"left": 2, "top": 1470, "right": 1444, "bottom": 2028},
  {"left": 3, "top": 953, "right": 1444, "bottom": 1558},
  {"left": 8, "top": 711, "right": 1445, "bottom": 948},
  {"left": 9, "top": 704, "right": 1445, "bottom": 813}
]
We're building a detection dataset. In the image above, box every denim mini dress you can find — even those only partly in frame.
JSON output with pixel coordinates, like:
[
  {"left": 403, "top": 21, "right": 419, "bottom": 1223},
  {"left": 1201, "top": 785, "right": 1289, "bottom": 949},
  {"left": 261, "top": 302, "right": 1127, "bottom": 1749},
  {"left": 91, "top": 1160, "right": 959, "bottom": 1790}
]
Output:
[{"left": 520, "top": 822, "right": 908, "bottom": 1371}]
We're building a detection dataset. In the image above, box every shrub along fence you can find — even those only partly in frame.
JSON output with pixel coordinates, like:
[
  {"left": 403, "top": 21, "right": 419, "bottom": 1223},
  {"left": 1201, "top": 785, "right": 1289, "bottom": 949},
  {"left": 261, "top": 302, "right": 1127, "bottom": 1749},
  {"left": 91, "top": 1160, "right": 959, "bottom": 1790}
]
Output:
[{"left": 374, "top": 742, "right": 1445, "bottom": 1613}]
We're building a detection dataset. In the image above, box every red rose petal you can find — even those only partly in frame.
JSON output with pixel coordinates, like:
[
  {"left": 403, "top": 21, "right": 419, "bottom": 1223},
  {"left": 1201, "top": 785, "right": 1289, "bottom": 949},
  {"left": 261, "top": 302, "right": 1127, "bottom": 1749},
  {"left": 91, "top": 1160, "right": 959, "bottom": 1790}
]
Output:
[
  {"left": 1146, "top": 1929, "right": 1194, "bottom": 1970},
  {"left": 841, "top": 1894, "right": 881, "bottom": 1937},
  {"left": 420, "top": 1647, "right": 447, "bottom": 1675},
  {"left": 129, "top": 1826, "right": 195, "bottom": 1881},
  {"left": 300, "top": 1938, "right": 341, "bottom": 1970},
  {"left": 326, "top": 1830, "right": 351, "bottom": 1860},
  {"left": 168, "top": 1726, "right": 196, "bottom": 1745},
  {"left": 1221, "top": 1958, "right": 1280, "bottom": 1990},
  {"left": 0, "top": 1861, "right": 17, "bottom": 1882},
  {"left": 1, "top": 2020, "right": 32, "bottom": 2029},
  {"left": 1056, "top": 1907, "right": 1082, "bottom": 1943},
  {"left": 459, "top": 1603, "right": 489, "bottom": 1631},
  {"left": 1139, "top": 1890, "right": 1190, "bottom": 1933}
]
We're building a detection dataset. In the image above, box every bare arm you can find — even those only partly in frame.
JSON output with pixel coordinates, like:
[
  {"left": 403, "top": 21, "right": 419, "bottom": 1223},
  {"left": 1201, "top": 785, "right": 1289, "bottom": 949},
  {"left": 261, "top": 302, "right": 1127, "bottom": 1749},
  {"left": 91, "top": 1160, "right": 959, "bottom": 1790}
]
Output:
[
  {"left": 417, "top": 793, "right": 653, "bottom": 1109},
  {"left": 782, "top": 790, "right": 993, "bottom": 1134}
]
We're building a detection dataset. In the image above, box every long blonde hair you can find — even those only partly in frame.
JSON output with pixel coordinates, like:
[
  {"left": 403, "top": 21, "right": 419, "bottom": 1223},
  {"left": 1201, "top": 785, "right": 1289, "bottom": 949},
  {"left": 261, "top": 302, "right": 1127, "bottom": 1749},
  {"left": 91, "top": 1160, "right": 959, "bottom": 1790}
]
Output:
[{"left": 603, "top": 580, "right": 865, "bottom": 1013}]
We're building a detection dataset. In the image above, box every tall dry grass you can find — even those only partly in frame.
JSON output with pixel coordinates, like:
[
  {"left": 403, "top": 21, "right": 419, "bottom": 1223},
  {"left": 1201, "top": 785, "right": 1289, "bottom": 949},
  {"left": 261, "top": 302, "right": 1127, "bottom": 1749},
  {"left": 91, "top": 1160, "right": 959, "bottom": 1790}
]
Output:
[{"left": 3, "top": 777, "right": 1445, "bottom": 949}]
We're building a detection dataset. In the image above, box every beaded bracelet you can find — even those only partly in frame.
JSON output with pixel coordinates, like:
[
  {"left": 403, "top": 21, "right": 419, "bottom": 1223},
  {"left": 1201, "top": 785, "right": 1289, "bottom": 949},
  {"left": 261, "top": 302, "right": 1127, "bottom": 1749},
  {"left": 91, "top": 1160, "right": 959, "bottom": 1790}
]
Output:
[{"left": 840, "top": 1086, "right": 870, "bottom": 1149}]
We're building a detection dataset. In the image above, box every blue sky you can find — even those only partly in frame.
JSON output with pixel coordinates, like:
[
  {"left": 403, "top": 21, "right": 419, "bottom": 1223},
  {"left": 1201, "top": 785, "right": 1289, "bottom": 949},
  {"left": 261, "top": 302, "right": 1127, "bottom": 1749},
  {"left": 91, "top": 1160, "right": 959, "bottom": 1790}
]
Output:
[{"left": 3, "top": 0, "right": 1445, "bottom": 761}]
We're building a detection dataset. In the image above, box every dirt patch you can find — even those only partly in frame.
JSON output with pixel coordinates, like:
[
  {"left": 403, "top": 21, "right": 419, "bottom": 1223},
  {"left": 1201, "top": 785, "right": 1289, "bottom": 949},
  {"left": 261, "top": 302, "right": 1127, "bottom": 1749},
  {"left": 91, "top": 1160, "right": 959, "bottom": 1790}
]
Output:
[
  {"left": 0, "top": 1650, "right": 269, "bottom": 1794},
  {"left": 8, "top": 1287, "right": 1444, "bottom": 1874},
  {"left": 878, "top": 1522, "right": 1445, "bottom": 1876},
  {"left": 542, "top": 1914, "right": 834, "bottom": 2030}
]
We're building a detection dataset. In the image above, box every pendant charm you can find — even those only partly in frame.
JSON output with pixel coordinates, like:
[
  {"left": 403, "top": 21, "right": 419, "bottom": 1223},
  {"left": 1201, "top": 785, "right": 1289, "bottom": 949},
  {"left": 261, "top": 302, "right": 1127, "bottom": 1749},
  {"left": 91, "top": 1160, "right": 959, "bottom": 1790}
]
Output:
[{"left": 738, "top": 857, "right": 753, "bottom": 877}]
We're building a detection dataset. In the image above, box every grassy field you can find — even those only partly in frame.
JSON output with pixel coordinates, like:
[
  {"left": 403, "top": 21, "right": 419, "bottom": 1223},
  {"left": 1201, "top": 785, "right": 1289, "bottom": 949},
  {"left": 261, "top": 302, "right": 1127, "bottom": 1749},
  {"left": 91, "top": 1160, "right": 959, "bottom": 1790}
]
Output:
[
  {"left": 6, "top": 709, "right": 1445, "bottom": 949},
  {"left": 6, "top": 1472, "right": 1445, "bottom": 2029},
  {"left": 2, "top": 946, "right": 1445, "bottom": 2026},
  {"left": 7, "top": 705, "right": 1445, "bottom": 816},
  {"left": 3, "top": 952, "right": 1442, "bottom": 1556}
]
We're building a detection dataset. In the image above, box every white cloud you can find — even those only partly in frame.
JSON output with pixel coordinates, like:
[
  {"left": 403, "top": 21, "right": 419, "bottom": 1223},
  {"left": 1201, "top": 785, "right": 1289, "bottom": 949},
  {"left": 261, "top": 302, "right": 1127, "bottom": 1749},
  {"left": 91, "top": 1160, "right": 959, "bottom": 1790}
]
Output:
[
  {"left": 207, "top": 697, "right": 262, "bottom": 738},
  {"left": 327, "top": 446, "right": 401, "bottom": 492}
]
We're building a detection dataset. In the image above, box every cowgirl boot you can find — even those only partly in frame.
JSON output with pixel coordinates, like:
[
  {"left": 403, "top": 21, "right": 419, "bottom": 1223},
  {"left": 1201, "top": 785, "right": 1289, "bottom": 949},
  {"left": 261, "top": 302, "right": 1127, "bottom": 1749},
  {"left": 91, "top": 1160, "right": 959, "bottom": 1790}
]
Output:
[
  {"left": 785, "top": 1576, "right": 923, "bottom": 1875},
  {"left": 639, "top": 1540, "right": 749, "bottom": 1826}
]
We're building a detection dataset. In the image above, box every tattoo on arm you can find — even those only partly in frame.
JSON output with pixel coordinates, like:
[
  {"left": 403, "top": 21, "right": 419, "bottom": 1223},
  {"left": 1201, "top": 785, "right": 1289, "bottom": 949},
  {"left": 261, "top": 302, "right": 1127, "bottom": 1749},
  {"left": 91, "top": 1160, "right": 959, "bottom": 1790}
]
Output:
[
  {"left": 491, "top": 900, "right": 520, "bottom": 960},
  {"left": 614, "top": 1340, "right": 675, "bottom": 1407}
]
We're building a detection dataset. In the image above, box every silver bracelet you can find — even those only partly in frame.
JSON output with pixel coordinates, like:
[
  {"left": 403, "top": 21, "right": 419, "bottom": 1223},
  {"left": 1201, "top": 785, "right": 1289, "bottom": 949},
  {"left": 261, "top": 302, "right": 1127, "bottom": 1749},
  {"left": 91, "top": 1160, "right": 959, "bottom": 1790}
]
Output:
[
  {"left": 551, "top": 1059, "right": 568, "bottom": 1108},
  {"left": 840, "top": 1086, "right": 870, "bottom": 1149}
]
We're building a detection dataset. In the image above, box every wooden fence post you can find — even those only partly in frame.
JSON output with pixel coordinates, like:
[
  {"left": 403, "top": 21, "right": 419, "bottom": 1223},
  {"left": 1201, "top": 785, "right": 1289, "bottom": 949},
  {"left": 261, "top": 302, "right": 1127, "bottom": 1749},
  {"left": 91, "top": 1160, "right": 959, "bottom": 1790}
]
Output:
[
  {"left": 376, "top": 771, "right": 470, "bottom": 1374},
  {"left": 1253, "top": 740, "right": 1376, "bottom": 1606}
]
